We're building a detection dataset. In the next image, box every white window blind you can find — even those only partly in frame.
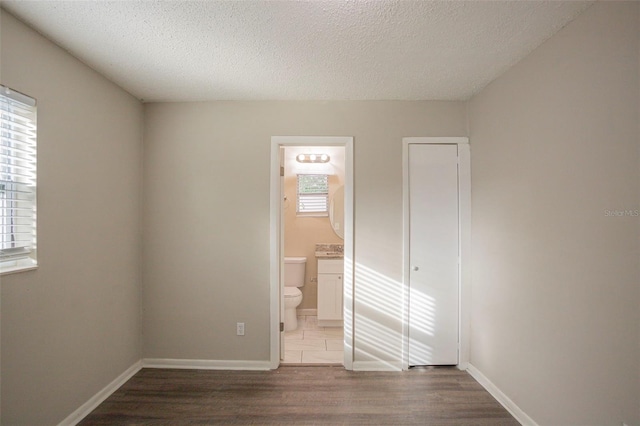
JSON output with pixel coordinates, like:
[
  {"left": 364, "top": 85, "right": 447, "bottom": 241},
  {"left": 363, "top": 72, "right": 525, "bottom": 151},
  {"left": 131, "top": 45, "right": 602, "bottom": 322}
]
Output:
[
  {"left": 297, "top": 174, "right": 328, "bottom": 215},
  {"left": 0, "top": 86, "right": 37, "bottom": 270}
]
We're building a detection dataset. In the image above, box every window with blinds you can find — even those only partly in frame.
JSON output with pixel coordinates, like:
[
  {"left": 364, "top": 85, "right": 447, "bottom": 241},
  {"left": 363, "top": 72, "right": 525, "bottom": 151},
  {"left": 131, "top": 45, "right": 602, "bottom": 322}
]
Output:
[
  {"left": 0, "top": 86, "right": 37, "bottom": 273},
  {"left": 297, "top": 174, "right": 329, "bottom": 216}
]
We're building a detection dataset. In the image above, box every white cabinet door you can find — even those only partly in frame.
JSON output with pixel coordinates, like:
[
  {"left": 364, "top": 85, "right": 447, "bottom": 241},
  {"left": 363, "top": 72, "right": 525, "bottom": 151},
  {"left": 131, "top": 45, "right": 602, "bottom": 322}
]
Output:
[
  {"left": 408, "top": 144, "right": 459, "bottom": 366},
  {"left": 318, "top": 273, "right": 343, "bottom": 320}
]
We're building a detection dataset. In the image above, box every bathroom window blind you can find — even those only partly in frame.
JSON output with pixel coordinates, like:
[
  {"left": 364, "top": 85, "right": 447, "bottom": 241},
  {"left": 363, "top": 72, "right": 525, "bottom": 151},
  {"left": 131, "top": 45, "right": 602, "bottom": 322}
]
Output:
[
  {"left": 297, "top": 174, "right": 328, "bottom": 216},
  {"left": 0, "top": 86, "right": 37, "bottom": 270}
]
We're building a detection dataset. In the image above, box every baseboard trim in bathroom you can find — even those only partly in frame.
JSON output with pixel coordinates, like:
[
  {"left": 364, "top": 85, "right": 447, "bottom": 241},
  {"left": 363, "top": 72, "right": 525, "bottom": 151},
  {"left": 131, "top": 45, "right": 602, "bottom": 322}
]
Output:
[
  {"left": 57, "top": 360, "right": 142, "bottom": 426},
  {"left": 466, "top": 364, "right": 538, "bottom": 426},
  {"left": 280, "top": 362, "right": 343, "bottom": 367},
  {"left": 142, "top": 358, "right": 272, "bottom": 371},
  {"left": 352, "top": 360, "right": 403, "bottom": 371},
  {"left": 297, "top": 308, "right": 317, "bottom": 316},
  {"left": 318, "top": 319, "right": 343, "bottom": 327}
]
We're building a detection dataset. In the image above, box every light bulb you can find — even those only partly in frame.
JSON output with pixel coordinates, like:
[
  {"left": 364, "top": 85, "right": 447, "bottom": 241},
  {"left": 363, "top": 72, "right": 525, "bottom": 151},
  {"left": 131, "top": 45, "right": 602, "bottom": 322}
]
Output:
[
  {"left": 310, "top": 154, "right": 317, "bottom": 161},
  {"left": 321, "top": 154, "right": 329, "bottom": 162},
  {"left": 297, "top": 154, "right": 305, "bottom": 162}
]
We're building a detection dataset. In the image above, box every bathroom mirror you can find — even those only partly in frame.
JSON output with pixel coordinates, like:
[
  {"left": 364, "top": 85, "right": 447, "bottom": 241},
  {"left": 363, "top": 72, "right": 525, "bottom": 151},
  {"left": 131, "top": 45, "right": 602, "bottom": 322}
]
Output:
[{"left": 329, "top": 185, "right": 345, "bottom": 239}]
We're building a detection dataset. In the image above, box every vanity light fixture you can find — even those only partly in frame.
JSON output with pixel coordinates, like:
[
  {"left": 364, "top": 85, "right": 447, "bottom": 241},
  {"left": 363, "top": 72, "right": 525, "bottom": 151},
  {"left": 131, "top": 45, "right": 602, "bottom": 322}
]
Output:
[{"left": 296, "top": 153, "right": 330, "bottom": 163}]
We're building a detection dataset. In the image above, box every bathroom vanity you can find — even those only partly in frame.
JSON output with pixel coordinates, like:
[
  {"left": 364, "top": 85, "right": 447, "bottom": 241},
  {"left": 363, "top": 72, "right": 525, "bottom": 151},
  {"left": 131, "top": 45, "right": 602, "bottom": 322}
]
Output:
[{"left": 317, "top": 258, "right": 343, "bottom": 327}]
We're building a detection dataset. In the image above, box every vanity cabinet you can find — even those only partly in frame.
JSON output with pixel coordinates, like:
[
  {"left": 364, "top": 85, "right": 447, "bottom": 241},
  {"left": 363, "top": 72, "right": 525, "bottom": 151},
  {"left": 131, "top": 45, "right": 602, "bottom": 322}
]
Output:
[{"left": 317, "top": 258, "right": 343, "bottom": 326}]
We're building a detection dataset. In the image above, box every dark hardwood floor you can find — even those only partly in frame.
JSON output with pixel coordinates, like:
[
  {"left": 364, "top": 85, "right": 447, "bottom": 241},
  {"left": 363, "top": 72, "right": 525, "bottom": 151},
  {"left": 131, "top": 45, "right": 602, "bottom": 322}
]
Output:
[{"left": 79, "top": 366, "right": 519, "bottom": 425}]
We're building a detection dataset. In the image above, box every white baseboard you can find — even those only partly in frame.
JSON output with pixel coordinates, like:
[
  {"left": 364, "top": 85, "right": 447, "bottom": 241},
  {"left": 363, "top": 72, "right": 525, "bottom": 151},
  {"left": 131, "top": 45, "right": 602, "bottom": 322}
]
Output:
[
  {"left": 457, "top": 361, "right": 469, "bottom": 371},
  {"left": 142, "top": 358, "right": 272, "bottom": 370},
  {"left": 58, "top": 360, "right": 142, "bottom": 426},
  {"left": 466, "top": 363, "right": 537, "bottom": 426},
  {"left": 297, "top": 308, "right": 317, "bottom": 316},
  {"left": 352, "top": 360, "right": 403, "bottom": 371},
  {"left": 318, "top": 319, "right": 343, "bottom": 327}
]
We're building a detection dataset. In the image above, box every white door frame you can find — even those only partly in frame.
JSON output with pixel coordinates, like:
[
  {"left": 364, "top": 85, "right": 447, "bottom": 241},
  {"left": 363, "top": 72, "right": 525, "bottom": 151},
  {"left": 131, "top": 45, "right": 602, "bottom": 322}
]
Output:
[
  {"left": 270, "top": 136, "right": 354, "bottom": 370},
  {"left": 402, "top": 137, "right": 471, "bottom": 370}
]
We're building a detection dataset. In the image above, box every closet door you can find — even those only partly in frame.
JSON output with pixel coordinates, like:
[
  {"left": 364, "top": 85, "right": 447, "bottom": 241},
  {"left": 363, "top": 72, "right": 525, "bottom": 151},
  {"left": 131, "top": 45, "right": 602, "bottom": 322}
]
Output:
[{"left": 408, "top": 144, "right": 459, "bottom": 366}]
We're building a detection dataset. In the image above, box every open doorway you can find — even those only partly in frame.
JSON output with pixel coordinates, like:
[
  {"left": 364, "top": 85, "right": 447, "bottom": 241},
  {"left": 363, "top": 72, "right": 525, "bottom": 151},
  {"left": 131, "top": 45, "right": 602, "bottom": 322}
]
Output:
[
  {"left": 270, "top": 136, "right": 354, "bottom": 369},
  {"left": 282, "top": 146, "right": 344, "bottom": 364}
]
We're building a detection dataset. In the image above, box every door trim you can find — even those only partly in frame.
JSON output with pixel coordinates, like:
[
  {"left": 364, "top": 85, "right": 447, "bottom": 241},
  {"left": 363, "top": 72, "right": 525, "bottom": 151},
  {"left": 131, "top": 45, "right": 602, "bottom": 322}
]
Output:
[
  {"left": 402, "top": 137, "right": 470, "bottom": 370},
  {"left": 270, "top": 136, "right": 354, "bottom": 370}
]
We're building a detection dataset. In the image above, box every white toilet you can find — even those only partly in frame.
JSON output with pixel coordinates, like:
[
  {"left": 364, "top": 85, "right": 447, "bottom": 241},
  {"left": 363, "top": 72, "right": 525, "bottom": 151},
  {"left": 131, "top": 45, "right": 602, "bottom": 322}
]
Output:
[{"left": 284, "top": 256, "right": 306, "bottom": 332}]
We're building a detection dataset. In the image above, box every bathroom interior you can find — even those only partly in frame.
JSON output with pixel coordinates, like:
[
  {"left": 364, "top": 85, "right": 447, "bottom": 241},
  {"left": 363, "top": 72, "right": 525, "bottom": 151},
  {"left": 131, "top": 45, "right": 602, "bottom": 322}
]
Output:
[{"left": 282, "top": 146, "right": 345, "bottom": 365}]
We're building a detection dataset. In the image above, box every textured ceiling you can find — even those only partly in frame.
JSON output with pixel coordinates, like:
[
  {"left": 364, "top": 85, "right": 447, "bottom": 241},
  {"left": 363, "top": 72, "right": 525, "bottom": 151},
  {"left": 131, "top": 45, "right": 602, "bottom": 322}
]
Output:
[{"left": 2, "top": 1, "right": 593, "bottom": 102}]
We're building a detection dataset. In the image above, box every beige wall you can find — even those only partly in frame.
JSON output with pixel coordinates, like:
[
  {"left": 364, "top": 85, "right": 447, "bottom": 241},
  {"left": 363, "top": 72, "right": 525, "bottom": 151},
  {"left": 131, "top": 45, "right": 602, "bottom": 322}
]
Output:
[
  {"left": 142, "top": 101, "right": 467, "bottom": 362},
  {"left": 283, "top": 146, "right": 344, "bottom": 310},
  {"left": 0, "top": 11, "right": 143, "bottom": 425},
  {"left": 468, "top": 2, "right": 640, "bottom": 425}
]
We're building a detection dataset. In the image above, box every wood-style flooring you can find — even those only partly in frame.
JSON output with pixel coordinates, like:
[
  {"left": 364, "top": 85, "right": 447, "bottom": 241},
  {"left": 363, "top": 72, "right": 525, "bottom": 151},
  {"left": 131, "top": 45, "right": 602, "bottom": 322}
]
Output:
[{"left": 79, "top": 366, "right": 519, "bottom": 425}]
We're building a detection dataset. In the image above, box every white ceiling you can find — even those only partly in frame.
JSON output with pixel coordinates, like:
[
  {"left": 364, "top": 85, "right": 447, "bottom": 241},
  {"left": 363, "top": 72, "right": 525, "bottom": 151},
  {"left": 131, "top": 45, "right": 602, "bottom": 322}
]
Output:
[{"left": 2, "top": 0, "right": 593, "bottom": 102}]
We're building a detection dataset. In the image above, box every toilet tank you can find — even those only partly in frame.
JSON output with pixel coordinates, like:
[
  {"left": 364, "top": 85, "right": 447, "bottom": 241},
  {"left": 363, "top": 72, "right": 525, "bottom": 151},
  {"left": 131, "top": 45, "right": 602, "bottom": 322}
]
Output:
[{"left": 284, "top": 257, "right": 306, "bottom": 287}]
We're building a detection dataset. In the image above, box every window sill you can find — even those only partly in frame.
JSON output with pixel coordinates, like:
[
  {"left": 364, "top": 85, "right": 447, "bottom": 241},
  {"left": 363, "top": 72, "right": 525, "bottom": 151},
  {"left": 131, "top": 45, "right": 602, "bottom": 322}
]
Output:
[{"left": 1, "top": 263, "right": 38, "bottom": 276}]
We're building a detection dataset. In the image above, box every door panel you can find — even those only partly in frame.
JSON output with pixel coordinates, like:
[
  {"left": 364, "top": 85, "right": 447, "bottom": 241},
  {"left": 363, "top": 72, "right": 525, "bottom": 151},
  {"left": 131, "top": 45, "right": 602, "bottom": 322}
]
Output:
[
  {"left": 408, "top": 144, "right": 459, "bottom": 365},
  {"left": 318, "top": 274, "right": 343, "bottom": 320}
]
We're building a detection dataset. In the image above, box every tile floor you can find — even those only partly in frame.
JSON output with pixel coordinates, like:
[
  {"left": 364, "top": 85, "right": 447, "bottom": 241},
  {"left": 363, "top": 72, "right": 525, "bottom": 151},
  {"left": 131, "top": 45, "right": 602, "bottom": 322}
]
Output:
[{"left": 283, "top": 315, "right": 344, "bottom": 364}]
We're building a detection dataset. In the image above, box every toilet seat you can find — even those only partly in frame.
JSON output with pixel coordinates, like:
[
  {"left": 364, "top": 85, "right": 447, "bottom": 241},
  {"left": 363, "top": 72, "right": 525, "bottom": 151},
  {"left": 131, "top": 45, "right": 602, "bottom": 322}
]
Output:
[{"left": 284, "top": 287, "right": 302, "bottom": 298}]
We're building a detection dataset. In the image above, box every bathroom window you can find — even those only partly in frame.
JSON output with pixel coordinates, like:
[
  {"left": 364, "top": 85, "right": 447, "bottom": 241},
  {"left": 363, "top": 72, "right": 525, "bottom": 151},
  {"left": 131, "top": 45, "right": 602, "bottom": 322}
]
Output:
[
  {"left": 297, "top": 174, "right": 328, "bottom": 216},
  {"left": 0, "top": 86, "right": 37, "bottom": 274}
]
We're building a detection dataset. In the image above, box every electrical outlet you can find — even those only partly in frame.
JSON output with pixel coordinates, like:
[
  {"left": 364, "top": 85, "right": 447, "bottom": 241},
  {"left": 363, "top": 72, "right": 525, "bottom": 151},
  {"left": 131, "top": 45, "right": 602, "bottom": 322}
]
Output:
[{"left": 236, "top": 322, "right": 245, "bottom": 336}]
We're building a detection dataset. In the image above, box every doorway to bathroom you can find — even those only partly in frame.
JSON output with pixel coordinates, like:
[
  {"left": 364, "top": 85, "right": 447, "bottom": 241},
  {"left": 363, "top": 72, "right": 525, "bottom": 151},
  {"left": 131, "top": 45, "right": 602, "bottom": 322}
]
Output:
[{"left": 269, "top": 136, "right": 354, "bottom": 369}]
